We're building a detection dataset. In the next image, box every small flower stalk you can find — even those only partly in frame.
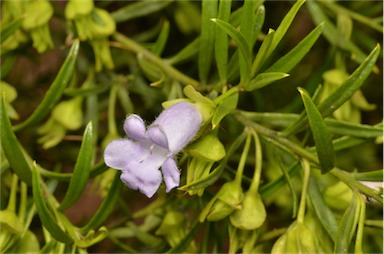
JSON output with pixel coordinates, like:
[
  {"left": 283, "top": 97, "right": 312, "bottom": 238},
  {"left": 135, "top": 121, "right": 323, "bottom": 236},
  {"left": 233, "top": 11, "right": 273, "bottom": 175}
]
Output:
[{"left": 104, "top": 102, "right": 202, "bottom": 198}]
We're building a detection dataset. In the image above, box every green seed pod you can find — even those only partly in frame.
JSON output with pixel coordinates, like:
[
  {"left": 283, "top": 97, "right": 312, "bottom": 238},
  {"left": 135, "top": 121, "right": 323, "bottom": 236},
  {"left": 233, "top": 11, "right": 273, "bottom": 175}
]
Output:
[{"left": 230, "top": 191, "right": 266, "bottom": 230}]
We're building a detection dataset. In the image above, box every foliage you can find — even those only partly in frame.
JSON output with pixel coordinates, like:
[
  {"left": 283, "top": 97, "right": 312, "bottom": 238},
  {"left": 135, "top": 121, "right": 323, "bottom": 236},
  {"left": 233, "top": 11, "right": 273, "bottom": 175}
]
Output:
[{"left": 1, "top": 0, "right": 382, "bottom": 253}]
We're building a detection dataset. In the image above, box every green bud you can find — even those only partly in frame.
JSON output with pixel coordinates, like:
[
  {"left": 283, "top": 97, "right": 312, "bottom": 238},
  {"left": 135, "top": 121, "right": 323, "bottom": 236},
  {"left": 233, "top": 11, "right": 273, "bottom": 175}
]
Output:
[
  {"left": 186, "top": 158, "right": 213, "bottom": 196},
  {"left": 65, "top": 0, "right": 94, "bottom": 20},
  {"left": 0, "top": 210, "right": 23, "bottom": 234},
  {"left": 187, "top": 134, "right": 226, "bottom": 161},
  {"left": 22, "top": 0, "right": 53, "bottom": 30},
  {"left": 90, "top": 39, "right": 115, "bottom": 71},
  {"left": 52, "top": 97, "right": 83, "bottom": 130},
  {"left": 89, "top": 8, "right": 116, "bottom": 38},
  {"left": 323, "top": 181, "right": 353, "bottom": 210},
  {"left": 200, "top": 181, "right": 244, "bottom": 222},
  {"left": 272, "top": 221, "right": 318, "bottom": 254},
  {"left": 156, "top": 210, "right": 184, "bottom": 236},
  {"left": 230, "top": 191, "right": 266, "bottom": 230},
  {"left": 272, "top": 212, "right": 333, "bottom": 254},
  {"left": 0, "top": 81, "right": 17, "bottom": 103}
]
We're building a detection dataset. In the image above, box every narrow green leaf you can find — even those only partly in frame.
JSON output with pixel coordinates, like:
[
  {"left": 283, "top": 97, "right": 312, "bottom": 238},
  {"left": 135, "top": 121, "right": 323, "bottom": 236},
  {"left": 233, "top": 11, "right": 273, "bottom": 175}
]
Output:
[
  {"left": 215, "top": 0, "right": 231, "bottom": 83},
  {"left": 0, "top": 96, "right": 32, "bottom": 185},
  {"left": 238, "top": 0, "right": 259, "bottom": 82},
  {"left": 166, "top": 38, "right": 200, "bottom": 65},
  {"left": 253, "top": 4, "right": 265, "bottom": 44},
  {"left": 266, "top": 0, "right": 306, "bottom": 58},
  {"left": 265, "top": 23, "right": 324, "bottom": 73},
  {"left": 152, "top": 20, "right": 170, "bottom": 56},
  {"left": 212, "top": 92, "right": 238, "bottom": 128},
  {"left": 0, "top": 54, "right": 17, "bottom": 79},
  {"left": 246, "top": 72, "right": 289, "bottom": 91},
  {"left": 283, "top": 44, "right": 380, "bottom": 136},
  {"left": 199, "top": 0, "right": 218, "bottom": 84},
  {"left": 298, "top": 87, "right": 335, "bottom": 173},
  {"left": 318, "top": 44, "right": 381, "bottom": 117},
  {"left": 111, "top": 0, "right": 173, "bottom": 23},
  {"left": 80, "top": 172, "right": 123, "bottom": 233},
  {"left": 32, "top": 163, "right": 73, "bottom": 244},
  {"left": 306, "top": 0, "right": 367, "bottom": 63},
  {"left": 334, "top": 194, "right": 361, "bottom": 253},
  {"left": 211, "top": 18, "right": 252, "bottom": 83},
  {"left": 308, "top": 174, "right": 338, "bottom": 241},
  {"left": 13, "top": 40, "right": 79, "bottom": 131},
  {"left": 0, "top": 18, "right": 22, "bottom": 43},
  {"left": 251, "top": 29, "right": 275, "bottom": 76},
  {"left": 59, "top": 122, "right": 94, "bottom": 210}
]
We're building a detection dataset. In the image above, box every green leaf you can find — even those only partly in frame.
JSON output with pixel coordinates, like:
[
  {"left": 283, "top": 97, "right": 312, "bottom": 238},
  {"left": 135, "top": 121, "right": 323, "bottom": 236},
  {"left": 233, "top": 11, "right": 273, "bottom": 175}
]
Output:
[
  {"left": 284, "top": 44, "right": 380, "bottom": 136},
  {"left": 32, "top": 163, "right": 73, "bottom": 244},
  {"left": 166, "top": 38, "right": 200, "bottom": 65},
  {"left": 318, "top": 44, "right": 381, "bottom": 117},
  {"left": 152, "top": 20, "right": 170, "bottom": 56},
  {"left": 13, "top": 40, "right": 79, "bottom": 131},
  {"left": 266, "top": 0, "right": 306, "bottom": 58},
  {"left": 334, "top": 194, "right": 361, "bottom": 253},
  {"left": 212, "top": 91, "right": 238, "bottom": 128},
  {"left": 211, "top": 18, "right": 252, "bottom": 83},
  {"left": 306, "top": 0, "right": 367, "bottom": 64},
  {"left": 80, "top": 171, "right": 123, "bottom": 233},
  {"left": 0, "top": 96, "right": 32, "bottom": 185},
  {"left": 308, "top": 174, "right": 338, "bottom": 241},
  {"left": 298, "top": 87, "right": 335, "bottom": 173},
  {"left": 246, "top": 72, "right": 289, "bottom": 91},
  {"left": 265, "top": 23, "right": 324, "bottom": 73},
  {"left": 111, "top": 0, "right": 173, "bottom": 23},
  {"left": 238, "top": 0, "right": 260, "bottom": 82},
  {"left": 251, "top": 29, "right": 275, "bottom": 76},
  {"left": 59, "top": 122, "right": 94, "bottom": 210},
  {"left": 199, "top": 0, "right": 218, "bottom": 84},
  {"left": 0, "top": 18, "right": 23, "bottom": 43},
  {"left": 215, "top": 0, "right": 231, "bottom": 83},
  {"left": 0, "top": 54, "right": 17, "bottom": 79}
]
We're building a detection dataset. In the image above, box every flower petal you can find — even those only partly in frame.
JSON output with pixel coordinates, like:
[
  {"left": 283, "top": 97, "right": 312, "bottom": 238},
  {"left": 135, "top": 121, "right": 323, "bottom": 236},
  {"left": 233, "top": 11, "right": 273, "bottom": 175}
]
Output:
[
  {"left": 104, "top": 139, "right": 150, "bottom": 170},
  {"left": 152, "top": 102, "right": 202, "bottom": 153},
  {"left": 120, "top": 163, "right": 162, "bottom": 198},
  {"left": 147, "top": 125, "right": 169, "bottom": 150},
  {"left": 162, "top": 157, "right": 180, "bottom": 192},
  {"left": 124, "top": 114, "right": 147, "bottom": 140}
]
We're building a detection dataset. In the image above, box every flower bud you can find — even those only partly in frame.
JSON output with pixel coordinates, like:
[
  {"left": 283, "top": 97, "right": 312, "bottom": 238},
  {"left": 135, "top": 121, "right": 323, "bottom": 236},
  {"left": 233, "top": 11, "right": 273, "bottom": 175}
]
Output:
[
  {"left": 323, "top": 181, "right": 353, "bottom": 210},
  {"left": 200, "top": 181, "right": 244, "bottom": 222},
  {"left": 186, "top": 134, "right": 225, "bottom": 162},
  {"left": 230, "top": 191, "right": 266, "bottom": 230},
  {"left": 52, "top": 97, "right": 83, "bottom": 130}
]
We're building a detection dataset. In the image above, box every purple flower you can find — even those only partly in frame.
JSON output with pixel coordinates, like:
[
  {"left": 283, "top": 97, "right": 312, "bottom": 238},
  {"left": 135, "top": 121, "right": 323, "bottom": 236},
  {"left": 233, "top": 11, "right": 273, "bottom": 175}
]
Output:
[{"left": 104, "top": 102, "right": 202, "bottom": 198}]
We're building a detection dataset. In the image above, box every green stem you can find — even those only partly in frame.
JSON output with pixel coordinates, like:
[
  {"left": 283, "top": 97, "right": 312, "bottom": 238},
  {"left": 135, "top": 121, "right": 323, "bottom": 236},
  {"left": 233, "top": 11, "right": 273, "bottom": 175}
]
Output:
[
  {"left": 234, "top": 131, "right": 251, "bottom": 185},
  {"left": 108, "top": 84, "right": 118, "bottom": 135},
  {"left": 320, "top": 1, "right": 382, "bottom": 33},
  {"left": 213, "top": 86, "right": 240, "bottom": 105},
  {"left": 235, "top": 113, "right": 383, "bottom": 204},
  {"left": 112, "top": 32, "right": 200, "bottom": 88},
  {"left": 355, "top": 193, "right": 366, "bottom": 254},
  {"left": 249, "top": 129, "right": 263, "bottom": 192},
  {"left": 297, "top": 159, "right": 310, "bottom": 223},
  {"left": 7, "top": 174, "right": 18, "bottom": 212}
]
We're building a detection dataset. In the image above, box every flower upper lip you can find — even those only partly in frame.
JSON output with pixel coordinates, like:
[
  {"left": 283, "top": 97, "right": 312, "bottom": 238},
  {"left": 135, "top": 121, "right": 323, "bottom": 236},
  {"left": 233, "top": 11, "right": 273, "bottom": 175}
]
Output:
[{"left": 104, "top": 102, "right": 202, "bottom": 198}]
